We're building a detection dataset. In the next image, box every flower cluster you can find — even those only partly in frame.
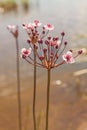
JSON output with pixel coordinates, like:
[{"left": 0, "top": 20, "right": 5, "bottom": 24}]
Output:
[
  {"left": 22, "top": 20, "right": 54, "bottom": 45},
  {"left": 21, "top": 20, "right": 83, "bottom": 69}
]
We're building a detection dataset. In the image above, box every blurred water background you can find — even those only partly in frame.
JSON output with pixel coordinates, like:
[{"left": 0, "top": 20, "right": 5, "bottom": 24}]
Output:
[{"left": 0, "top": 0, "right": 87, "bottom": 96}]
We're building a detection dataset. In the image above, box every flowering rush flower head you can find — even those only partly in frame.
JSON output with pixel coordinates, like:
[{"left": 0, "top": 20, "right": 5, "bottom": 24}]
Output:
[
  {"left": 7, "top": 25, "right": 18, "bottom": 38},
  {"left": 22, "top": 20, "right": 54, "bottom": 44},
  {"left": 21, "top": 20, "right": 83, "bottom": 69}
]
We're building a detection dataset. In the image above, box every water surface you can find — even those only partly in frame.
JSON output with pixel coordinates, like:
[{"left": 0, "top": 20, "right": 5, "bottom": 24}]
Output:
[{"left": 0, "top": 0, "right": 87, "bottom": 94}]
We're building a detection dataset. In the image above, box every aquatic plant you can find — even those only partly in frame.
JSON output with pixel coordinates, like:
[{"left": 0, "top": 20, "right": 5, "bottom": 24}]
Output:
[
  {"left": 22, "top": 20, "right": 42, "bottom": 130},
  {"left": 21, "top": 20, "right": 83, "bottom": 130},
  {"left": 7, "top": 25, "right": 22, "bottom": 130}
]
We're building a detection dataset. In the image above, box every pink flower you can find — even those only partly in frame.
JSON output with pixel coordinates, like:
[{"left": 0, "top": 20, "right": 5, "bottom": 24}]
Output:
[
  {"left": 7, "top": 25, "right": 18, "bottom": 31},
  {"left": 23, "top": 23, "right": 34, "bottom": 30},
  {"left": 32, "top": 20, "right": 42, "bottom": 27},
  {"left": 21, "top": 48, "right": 31, "bottom": 59},
  {"left": 23, "top": 20, "right": 41, "bottom": 30},
  {"left": 7, "top": 25, "right": 18, "bottom": 38},
  {"left": 62, "top": 51, "right": 75, "bottom": 63},
  {"left": 50, "top": 40, "right": 61, "bottom": 46},
  {"left": 44, "top": 24, "right": 54, "bottom": 31}
]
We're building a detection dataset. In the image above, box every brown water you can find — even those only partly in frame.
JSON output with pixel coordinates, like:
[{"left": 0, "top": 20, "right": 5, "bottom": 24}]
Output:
[{"left": 0, "top": 0, "right": 87, "bottom": 95}]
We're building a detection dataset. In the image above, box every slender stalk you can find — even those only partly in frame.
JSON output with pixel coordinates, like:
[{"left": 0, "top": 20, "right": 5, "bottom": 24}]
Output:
[
  {"left": 33, "top": 45, "right": 37, "bottom": 130},
  {"left": 45, "top": 69, "right": 51, "bottom": 130},
  {"left": 16, "top": 38, "right": 22, "bottom": 130}
]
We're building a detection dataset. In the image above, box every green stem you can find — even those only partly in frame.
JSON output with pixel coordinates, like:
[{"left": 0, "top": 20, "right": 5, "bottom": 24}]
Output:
[
  {"left": 16, "top": 38, "right": 22, "bottom": 130},
  {"left": 46, "top": 69, "right": 51, "bottom": 130},
  {"left": 33, "top": 45, "right": 37, "bottom": 130}
]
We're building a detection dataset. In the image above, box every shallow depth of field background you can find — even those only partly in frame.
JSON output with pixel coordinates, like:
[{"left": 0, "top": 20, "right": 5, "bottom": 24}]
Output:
[{"left": 0, "top": 0, "right": 87, "bottom": 130}]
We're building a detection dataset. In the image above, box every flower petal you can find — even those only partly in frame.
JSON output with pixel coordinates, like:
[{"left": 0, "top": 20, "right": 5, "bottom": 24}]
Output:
[
  {"left": 21, "top": 48, "right": 31, "bottom": 58},
  {"left": 44, "top": 24, "right": 54, "bottom": 31},
  {"left": 62, "top": 51, "right": 75, "bottom": 63}
]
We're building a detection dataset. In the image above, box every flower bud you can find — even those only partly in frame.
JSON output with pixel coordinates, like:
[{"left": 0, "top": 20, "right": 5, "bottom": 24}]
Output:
[
  {"left": 42, "top": 31, "right": 45, "bottom": 34},
  {"left": 53, "top": 37, "right": 58, "bottom": 41},
  {"left": 21, "top": 54, "right": 26, "bottom": 59},
  {"left": 69, "top": 49, "right": 73, "bottom": 52},
  {"left": 47, "top": 36, "right": 51, "bottom": 40},
  {"left": 27, "top": 39, "right": 31, "bottom": 44},
  {"left": 55, "top": 37, "right": 58, "bottom": 41},
  {"left": 45, "top": 40, "right": 49, "bottom": 45},
  {"left": 38, "top": 39, "right": 43, "bottom": 44},
  {"left": 61, "top": 32, "right": 65, "bottom": 36},
  {"left": 39, "top": 56, "right": 44, "bottom": 61},
  {"left": 55, "top": 45, "right": 58, "bottom": 49},
  {"left": 53, "top": 37, "right": 56, "bottom": 41},
  {"left": 22, "top": 23, "right": 25, "bottom": 26},
  {"left": 43, "top": 48, "right": 47, "bottom": 53},
  {"left": 64, "top": 41, "right": 67, "bottom": 45},
  {"left": 78, "top": 50, "right": 83, "bottom": 54},
  {"left": 34, "top": 45, "right": 38, "bottom": 49}
]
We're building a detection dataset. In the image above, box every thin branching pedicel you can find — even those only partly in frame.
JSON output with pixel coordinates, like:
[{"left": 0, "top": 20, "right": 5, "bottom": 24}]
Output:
[
  {"left": 7, "top": 25, "right": 22, "bottom": 130},
  {"left": 21, "top": 20, "right": 83, "bottom": 130}
]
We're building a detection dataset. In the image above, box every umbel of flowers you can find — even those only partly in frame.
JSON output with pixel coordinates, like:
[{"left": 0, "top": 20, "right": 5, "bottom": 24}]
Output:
[
  {"left": 21, "top": 20, "right": 83, "bottom": 130},
  {"left": 21, "top": 20, "right": 83, "bottom": 67}
]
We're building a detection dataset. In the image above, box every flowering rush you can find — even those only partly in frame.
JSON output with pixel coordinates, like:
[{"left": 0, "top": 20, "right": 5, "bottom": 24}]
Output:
[
  {"left": 7, "top": 25, "right": 18, "bottom": 38},
  {"left": 7, "top": 24, "right": 22, "bottom": 130},
  {"left": 21, "top": 20, "right": 83, "bottom": 69}
]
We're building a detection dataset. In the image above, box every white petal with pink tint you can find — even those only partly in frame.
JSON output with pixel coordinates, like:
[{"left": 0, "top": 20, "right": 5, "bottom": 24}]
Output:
[
  {"left": 32, "top": 20, "right": 42, "bottom": 27},
  {"left": 57, "top": 40, "right": 61, "bottom": 46},
  {"left": 44, "top": 24, "right": 54, "bottom": 31},
  {"left": 23, "top": 23, "right": 34, "bottom": 30},
  {"left": 21, "top": 48, "right": 31, "bottom": 58},
  {"left": 62, "top": 51, "right": 75, "bottom": 63},
  {"left": 7, "top": 25, "right": 18, "bottom": 32}
]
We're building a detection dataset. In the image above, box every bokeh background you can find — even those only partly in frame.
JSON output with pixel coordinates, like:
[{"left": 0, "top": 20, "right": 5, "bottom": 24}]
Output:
[{"left": 0, "top": 0, "right": 87, "bottom": 130}]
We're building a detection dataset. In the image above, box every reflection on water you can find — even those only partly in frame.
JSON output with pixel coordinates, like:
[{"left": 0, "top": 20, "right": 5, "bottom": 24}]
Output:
[{"left": 0, "top": 0, "right": 87, "bottom": 94}]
